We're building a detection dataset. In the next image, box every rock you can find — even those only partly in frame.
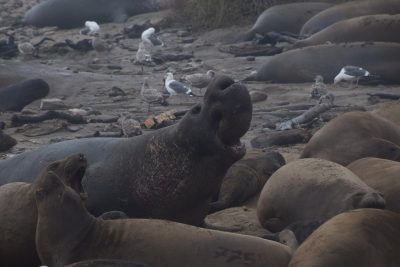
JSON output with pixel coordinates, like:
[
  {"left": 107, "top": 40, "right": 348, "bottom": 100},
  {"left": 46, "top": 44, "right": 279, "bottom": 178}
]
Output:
[
  {"left": 40, "top": 98, "right": 68, "bottom": 110},
  {"left": 250, "top": 91, "right": 268, "bottom": 103}
]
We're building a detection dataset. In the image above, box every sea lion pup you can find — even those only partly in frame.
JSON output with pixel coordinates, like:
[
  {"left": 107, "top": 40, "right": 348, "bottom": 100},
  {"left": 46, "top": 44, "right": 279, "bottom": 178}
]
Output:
[
  {"left": 244, "top": 42, "right": 400, "bottom": 83},
  {"left": 0, "top": 154, "right": 87, "bottom": 267},
  {"left": 300, "top": 111, "right": 400, "bottom": 166},
  {"left": 300, "top": 0, "right": 400, "bottom": 36},
  {"left": 257, "top": 158, "right": 385, "bottom": 233},
  {"left": 35, "top": 172, "right": 292, "bottom": 267},
  {"left": 209, "top": 151, "right": 285, "bottom": 213},
  {"left": 0, "top": 76, "right": 252, "bottom": 227},
  {"left": 23, "top": 0, "right": 173, "bottom": 29},
  {"left": 240, "top": 2, "right": 332, "bottom": 41},
  {"left": 347, "top": 157, "right": 400, "bottom": 213},
  {"left": 289, "top": 209, "right": 400, "bottom": 267},
  {"left": 293, "top": 14, "right": 400, "bottom": 49},
  {"left": 0, "top": 78, "right": 49, "bottom": 111}
]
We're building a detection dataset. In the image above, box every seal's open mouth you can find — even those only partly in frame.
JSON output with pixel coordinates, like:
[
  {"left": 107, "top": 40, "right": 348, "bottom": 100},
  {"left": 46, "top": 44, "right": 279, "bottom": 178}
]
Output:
[
  {"left": 70, "top": 165, "right": 87, "bottom": 199},
  {"left": 64, "top": 154, "right": 88, "bottom": 200}
]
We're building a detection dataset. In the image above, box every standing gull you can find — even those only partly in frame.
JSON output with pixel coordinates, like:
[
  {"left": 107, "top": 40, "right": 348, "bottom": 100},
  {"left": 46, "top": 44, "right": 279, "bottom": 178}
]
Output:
[
  {"left": 141, "top": 77, "right": 166, "bottom": 112},
  {"left": 310, "top": 75, "right": 328, "bottom": 99},
  {"left": 181, "top": 70, "right": 215, "bottom": 92},
  {"left": 334, "top": 66, "right": 370, "bottom": 87},
  {"left": 141, "top": 27, "right": 164, "bottom": 47},
  {"left": 80, "top": 21, "right": 100, "bottom": 35},
  {"left": 164, "top": 72, "right": 194, "bottom": 96}
]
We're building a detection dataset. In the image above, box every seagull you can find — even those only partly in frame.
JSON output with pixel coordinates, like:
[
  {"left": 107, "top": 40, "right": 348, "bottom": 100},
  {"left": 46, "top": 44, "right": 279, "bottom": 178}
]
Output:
[
  {"left": 135, "top": 41, "right": 153, "bottom": 64},
  {"left": 141, "top": 27, "right": 163, "bottom": 47},
  {"left": 164, "top": 72, "right": 195, "bottom": 96},
  {"left": 310, "top": 75, "right": 328, "bottom": 99},
  {"left": 181, "top": 70, "right": 215, "bottom": 90},
  {"left": 141, "top": 77, "right": 166, "bottom": 112},
  {"left": 334, "top": 65, "right": 370, "bottom": 87},
  {"left": 80, "top": 21, "right": 100, "bottom": 35}
]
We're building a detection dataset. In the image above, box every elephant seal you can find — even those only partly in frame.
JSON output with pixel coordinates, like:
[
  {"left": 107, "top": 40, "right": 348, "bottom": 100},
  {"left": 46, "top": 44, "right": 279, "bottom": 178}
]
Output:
[
  {"left": 0, "top": 76, "right": 252, "bottom": 226},
  {"left": 371, "top": 101, "right": 400, "bottom": 126},
  {"left": 35, "top": 171, "right": 292, "bottom": 267},
  {"left": 23, "top": 0, "right": 173, "bottom": 28},
  {"left": 348, "top": 157, "right": 400, "bottom": 213},
  {"left": 300, "top": 0, "right": 400, "bottom": 36},
  {"left": 240, "top": 2, "right": 332, "bottom": 41},
  {"left": 289, "top": 209, "right": 400, "bottom": 267},
  {"left": 0, "top": 79, "right": 49, "bottom": 111},
  {"left": 257, "top": 158, "right": 385, "bottom": 233},
  {"left": 209, "top": 151, "right": 285, "bottom": 213},
  {"left": 0, "top": 154, "right": 87, "bottom": 267},
  {"left": 301, "top": 111, "right": 400, "bottom": 166},
  {"left": 245, "top": 42, "right": 400, "bottom": 83},
  {"left": 294, "top": 14, "right": 400, "bottom": 49}
]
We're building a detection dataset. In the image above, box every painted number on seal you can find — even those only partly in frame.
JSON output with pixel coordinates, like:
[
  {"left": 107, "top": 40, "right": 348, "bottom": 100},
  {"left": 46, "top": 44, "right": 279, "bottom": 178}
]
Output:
[{"left": 214, "top": 246, "right": 256, "bottom": 265}]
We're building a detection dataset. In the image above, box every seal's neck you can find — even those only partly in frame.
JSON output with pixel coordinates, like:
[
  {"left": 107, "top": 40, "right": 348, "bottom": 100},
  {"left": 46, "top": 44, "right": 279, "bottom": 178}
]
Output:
[{"left": 36, "top": 204, "right": 96, "bottom": 266}]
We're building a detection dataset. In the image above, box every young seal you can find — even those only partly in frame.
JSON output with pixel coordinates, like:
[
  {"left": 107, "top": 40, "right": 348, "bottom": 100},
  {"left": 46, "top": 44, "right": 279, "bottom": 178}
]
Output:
[
  {"left": 244, "top": 42, "right": 400, "bottom": 83},
  {"left": 289, "top": 209, "right": 400, "bottom": 267},
  {"left": 0, "top": 154, "right": 87, "bottom": 267},
  {"left": 240, "top": 2, "right": 332, "bottom": 41},
  {"left": 0, "top": 79, "right": 49, "bottom": 111},
  {"left": 0, "top": 130, "right": 17, "bottom": 152},
  {"left": 301, "top": 111, "right": 400, "bottom": 166},
  {"left": 23, "top": 0, "right": 173, "bottom": 28},
  {"left": 35, "top": 171, "right": 292, "bottom": 267},
  {"left": 300, "top": 0, "right": 400, "bottom": 36},
  {"left": 257, "top": 158, "right": 385, "bottom": 233},
  {"left": 209, "top": 151, "right": 285, "bottom": 213},
  {"left": 294, "top": 14, "right": 400, "bottom": 49},
  {"left": 0, "top": 76, "right": 252, "bottom": 226},
  {"left": 347, "top": 157, "right": 400, "bottom": 213}
]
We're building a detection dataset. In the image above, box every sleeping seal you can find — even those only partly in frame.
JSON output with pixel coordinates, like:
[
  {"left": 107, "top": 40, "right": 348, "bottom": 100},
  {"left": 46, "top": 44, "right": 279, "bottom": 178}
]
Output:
[
  {"left": 257, "top": 158, "right": 385, "bottom": 233},
  {"left": 300, "top": 0, "right": 400, "bottom": 36},
  {"left": 289, "top": 209, "right": 400, "bottom": 267},
  {"left": 23, "top": 0, "right": 173, "bottom": 28}
]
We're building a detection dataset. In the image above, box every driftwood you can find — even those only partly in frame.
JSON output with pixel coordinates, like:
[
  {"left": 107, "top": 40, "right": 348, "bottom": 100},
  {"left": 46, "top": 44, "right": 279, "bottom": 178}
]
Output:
[
  {"left": 11, "top": 111, "right": 87, "bottom": 126},
  {"left": 367, "top": 93, "right": 400, "bottom": 100},
  {"left": 218, "top": 44, "right": 283, "bottom": 57},
  {"left": 251, "top": 129, "right": 311, "bottom": 148},
  {"left": 256, "top": 104, "right": 314, "bottom": 113},
  {"left": 76, "top": 131, "right": 122, "bottom": 139},
  {"left": 276, "top": 95, "right": 334, "bottom": 130},
  {"left": 0, "top": 130, "right": 17, "bottom": 152}
]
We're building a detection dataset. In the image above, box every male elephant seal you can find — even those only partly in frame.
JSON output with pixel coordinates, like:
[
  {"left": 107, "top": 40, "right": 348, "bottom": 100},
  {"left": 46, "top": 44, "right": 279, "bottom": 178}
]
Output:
[
  {"left": 294, "top": 14, "right": 400, "bottom": 49},
  {"left": 35, "top": 171, "right": 292, "bottom": 267},
  {"left": 300, "top": 0, "right": 400, "bottom": 36},
  {"left": 301, "top": 111, "right": 400, "bottom": 166},
  {"left": 0, "top": 154, "right": 87, "bottom": 267},
  {"left": 245, "top": 42, "right": 400, "bottom": 83},
  {"left": 348, "top": 157, "right": 400, "bottom": 213},
  {"left": 240, "top": 2, "right": 332, "bottom": 41},
  {"left": 0, "top": 78, "right": 49, "bottom": 111},
  {"left": 23, "top": 0, "right": 173, "bottom": 28},
  {"left": 0, "top": 76, "right": 252, "bottom": 226},
  {"left": 289, "top": 209, "right": 400, "bottom": 267},
  {"left": 257, "top": 158, "right": 385, "bottom": 233},
  {"left": 209, "top": 151, "right": 285, "bottom": 213}
]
